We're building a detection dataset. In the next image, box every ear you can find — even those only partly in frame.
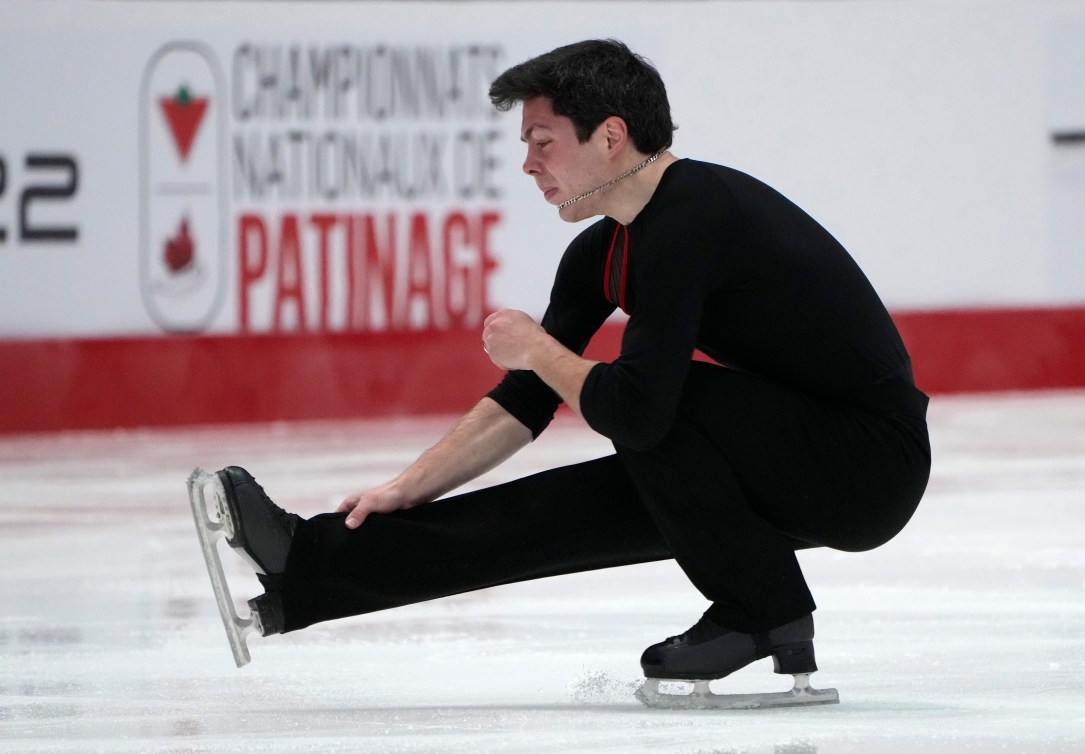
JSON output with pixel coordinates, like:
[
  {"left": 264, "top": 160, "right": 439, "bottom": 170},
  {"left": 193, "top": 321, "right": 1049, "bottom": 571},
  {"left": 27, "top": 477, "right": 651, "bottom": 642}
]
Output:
[{"left": 601, "top": 116, "right": 629, "bottom": 154}]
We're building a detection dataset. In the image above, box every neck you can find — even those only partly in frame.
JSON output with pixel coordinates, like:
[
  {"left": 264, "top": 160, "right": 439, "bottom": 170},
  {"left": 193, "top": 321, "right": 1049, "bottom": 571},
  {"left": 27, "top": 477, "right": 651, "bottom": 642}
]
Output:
[
  {"left": 557, "top": 149, "right": 666, "bottom": 210},
  {"left": 559, "top": 150, "right": 678, "bottom": 225}
]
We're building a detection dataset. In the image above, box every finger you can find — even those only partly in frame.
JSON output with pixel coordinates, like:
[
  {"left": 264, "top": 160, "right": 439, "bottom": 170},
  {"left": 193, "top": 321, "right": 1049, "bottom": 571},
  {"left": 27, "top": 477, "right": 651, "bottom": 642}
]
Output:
[
  {"left": 335, "top": 496, "right": 357, "bottom": 514},
  {"left": 345, "top": 508, "right": 367, "bottom": 529}
]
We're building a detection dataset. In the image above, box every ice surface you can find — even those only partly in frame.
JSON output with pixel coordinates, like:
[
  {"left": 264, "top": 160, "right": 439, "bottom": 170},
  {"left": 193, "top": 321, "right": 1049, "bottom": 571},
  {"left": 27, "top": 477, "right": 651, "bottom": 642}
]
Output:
[{"left": 1, "top": 393, "right": 1084, "bottom": 753}]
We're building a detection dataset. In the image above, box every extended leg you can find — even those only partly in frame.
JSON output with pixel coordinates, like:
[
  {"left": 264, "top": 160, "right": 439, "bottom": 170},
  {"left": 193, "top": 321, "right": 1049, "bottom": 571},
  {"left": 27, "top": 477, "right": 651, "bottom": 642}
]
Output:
[{"left": 278, "top": 455, "right": 671, "bottom": 631}]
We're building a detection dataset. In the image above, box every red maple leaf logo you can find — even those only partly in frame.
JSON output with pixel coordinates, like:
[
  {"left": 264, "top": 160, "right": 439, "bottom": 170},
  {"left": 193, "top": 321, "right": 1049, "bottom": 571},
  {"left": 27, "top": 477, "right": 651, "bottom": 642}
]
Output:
[
  {"left": 164, "top": 217, "right": 195, "bottom": 273},
  {"left": 159, "top": 85, "right": 209, "bottom": 162}
]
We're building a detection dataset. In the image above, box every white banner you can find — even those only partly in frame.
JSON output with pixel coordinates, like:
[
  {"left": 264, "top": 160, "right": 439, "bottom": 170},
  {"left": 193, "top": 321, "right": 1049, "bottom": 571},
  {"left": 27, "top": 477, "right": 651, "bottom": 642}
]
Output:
[{"left": 1, "top": 0, "right": 1082, "bottom": 338}]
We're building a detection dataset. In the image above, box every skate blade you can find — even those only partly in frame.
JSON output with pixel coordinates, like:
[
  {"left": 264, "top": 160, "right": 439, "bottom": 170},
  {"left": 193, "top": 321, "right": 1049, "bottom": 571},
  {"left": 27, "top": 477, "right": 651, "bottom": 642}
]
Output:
[
  {"left": 187, "top": 468, "right": 258, "bottom": 668},
  {"left": 636, "top": 673, "right": 839, "bottom": 710}
]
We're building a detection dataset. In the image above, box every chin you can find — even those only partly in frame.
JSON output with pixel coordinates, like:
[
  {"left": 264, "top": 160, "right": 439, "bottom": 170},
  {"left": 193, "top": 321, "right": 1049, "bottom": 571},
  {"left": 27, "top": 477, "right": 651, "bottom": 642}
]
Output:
[{"left": 557, "top": 201, "right": 598, "bottom": 224}]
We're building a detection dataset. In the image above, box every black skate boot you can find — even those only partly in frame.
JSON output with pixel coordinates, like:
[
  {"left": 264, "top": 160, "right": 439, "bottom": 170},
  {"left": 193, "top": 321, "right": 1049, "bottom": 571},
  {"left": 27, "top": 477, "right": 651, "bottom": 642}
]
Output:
[
  {"left": 641, "top": 612, "right": 817, "bottom": 680},
  {"left": 187, "top": 465, "right": 297, "bottom": 666},
  {"left": 216, "top": 466, "right": 300, "bottom": 577},
  {"left": 636, "top": 611, "right": 838, "bottom": 709}
]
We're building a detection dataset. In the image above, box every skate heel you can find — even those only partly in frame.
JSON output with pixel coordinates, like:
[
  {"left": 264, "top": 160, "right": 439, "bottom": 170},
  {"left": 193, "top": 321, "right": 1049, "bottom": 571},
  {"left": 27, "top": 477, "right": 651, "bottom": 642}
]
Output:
[
  {"left": 247, "top": 592, "right": 284, "bottom": 637},
  {"left": 771, "top": 641, "right": 817, "bottom": 675}
]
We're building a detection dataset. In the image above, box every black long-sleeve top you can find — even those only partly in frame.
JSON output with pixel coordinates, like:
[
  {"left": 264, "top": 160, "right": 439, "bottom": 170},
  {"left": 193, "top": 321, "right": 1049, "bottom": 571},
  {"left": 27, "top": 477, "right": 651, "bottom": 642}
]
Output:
[{"left": 487, "top": 159, "right": 925, "bottom": 451}]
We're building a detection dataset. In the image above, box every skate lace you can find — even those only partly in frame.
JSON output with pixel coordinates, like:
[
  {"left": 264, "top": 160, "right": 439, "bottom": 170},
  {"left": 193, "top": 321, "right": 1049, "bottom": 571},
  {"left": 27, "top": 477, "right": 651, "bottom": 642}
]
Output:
[
  {"left": 240, "top": 472, "right": 297, "bottom": 531},
  {"left": 670, "top": 614, "right": 728, "bottom": 647}
]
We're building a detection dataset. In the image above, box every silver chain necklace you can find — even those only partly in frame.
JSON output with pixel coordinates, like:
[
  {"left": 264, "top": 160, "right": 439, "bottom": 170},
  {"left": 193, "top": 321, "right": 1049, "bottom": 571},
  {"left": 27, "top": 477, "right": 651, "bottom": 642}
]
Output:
[{"left": 558, "top": 149, "right": 667, "bottom": 210}]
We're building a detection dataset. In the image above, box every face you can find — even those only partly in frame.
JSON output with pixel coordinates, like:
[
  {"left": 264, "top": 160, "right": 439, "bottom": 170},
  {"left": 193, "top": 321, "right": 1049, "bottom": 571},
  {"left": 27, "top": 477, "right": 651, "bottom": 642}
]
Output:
[{"left": 520, "top": 97, "right": 612, "bottom": 221}]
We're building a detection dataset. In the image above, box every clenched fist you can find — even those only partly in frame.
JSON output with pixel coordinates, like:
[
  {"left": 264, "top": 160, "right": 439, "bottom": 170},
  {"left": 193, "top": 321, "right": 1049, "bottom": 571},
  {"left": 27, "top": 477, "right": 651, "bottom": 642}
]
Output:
[{"left": 482, "top": 309, "right": 547, "bottom": 371}]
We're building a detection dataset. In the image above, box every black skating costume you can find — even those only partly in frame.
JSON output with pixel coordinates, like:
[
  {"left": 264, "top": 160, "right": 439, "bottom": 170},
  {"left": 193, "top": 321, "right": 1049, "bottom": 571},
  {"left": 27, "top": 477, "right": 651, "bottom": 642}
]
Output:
[{"left": 264, "top": 160, "right": 931, "bottom": 644}]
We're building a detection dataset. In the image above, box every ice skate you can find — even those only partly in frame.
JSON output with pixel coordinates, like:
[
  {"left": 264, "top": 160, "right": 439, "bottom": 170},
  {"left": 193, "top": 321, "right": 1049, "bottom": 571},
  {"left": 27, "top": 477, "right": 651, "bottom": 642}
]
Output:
[
  {"left": 186, "top": 466, "right": 297, "bottom": 667},
  {"left": 635, "top": 613, "right": 839, "bottom": 710}
]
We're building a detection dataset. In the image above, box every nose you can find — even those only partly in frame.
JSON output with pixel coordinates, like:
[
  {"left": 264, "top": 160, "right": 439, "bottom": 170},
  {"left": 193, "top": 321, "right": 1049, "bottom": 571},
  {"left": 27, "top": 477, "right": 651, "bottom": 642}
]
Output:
[{"left": 522, "top": 151, "right": 540, "bottom": 176}]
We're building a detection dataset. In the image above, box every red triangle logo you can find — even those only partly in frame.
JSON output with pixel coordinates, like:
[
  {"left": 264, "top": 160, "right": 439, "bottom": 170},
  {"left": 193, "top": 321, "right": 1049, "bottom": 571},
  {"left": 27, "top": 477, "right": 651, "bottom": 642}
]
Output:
[{"left": 160, "top": 85, "right": 209, "bottom": 162}]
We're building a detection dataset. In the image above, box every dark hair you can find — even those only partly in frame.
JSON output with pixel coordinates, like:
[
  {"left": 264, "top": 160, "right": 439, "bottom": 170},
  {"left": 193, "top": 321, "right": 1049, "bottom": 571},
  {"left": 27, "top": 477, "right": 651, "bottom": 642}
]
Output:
[{"left": 489, "top": 39, "right": 675, "bottom": 154}]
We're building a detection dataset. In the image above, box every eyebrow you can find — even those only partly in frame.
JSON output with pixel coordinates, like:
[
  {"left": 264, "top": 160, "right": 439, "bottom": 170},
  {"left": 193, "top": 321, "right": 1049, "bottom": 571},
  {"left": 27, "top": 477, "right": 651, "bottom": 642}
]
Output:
[{"left": 520, "top": 124, "right": 552, "bottom": 142}]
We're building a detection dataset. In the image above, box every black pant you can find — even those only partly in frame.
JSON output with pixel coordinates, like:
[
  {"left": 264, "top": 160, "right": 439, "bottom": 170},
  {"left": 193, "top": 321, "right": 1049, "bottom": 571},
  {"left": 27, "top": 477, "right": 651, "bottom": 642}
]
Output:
[{"left": 277, "top": 363, "right": 931, "bottom": 634}]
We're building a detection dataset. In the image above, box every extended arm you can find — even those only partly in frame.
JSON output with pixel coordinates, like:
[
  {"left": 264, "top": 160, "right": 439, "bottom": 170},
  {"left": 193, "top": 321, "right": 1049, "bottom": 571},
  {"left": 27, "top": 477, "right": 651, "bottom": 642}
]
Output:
[
  {"left": 340, "top": 226, "right": 613, "bottom": 529},
  {"left": 336, "top": 396, "right": 532, "bottom": 528}
]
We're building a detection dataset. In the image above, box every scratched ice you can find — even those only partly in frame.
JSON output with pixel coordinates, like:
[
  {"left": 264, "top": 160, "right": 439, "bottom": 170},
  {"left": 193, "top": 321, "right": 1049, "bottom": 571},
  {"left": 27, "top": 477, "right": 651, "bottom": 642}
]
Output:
[{"left": 1, "top": 392, "right": 1083, "bottom": 753}]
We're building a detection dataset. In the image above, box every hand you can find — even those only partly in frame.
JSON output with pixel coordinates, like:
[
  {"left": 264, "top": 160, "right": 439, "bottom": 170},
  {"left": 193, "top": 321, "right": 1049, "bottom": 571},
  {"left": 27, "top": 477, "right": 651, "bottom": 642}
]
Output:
[
  {"left": 335, "top": 482, "right": 410, "bottom": 529},
  {"left": 482, "top": 309, "right": 548, "bottom": 371}
]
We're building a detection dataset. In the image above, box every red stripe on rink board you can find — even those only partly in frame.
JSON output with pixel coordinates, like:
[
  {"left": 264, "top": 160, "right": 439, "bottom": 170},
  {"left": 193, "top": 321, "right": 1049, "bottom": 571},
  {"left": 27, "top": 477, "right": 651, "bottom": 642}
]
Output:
[
  {"left": 1, "top": 306, "right": 1084, "bottom": 433},
  {"left": 893, "top": 307, "right": 1085, "bottom": 393}
]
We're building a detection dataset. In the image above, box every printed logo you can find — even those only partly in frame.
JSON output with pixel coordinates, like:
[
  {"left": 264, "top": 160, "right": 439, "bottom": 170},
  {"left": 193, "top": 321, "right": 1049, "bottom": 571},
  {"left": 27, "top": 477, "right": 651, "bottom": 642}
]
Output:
[
  {"left": 139, "top": 42, "right": 227, "bottom": 332},
  {"left": 164, "top": 216, "right": 196, "bottom": 273},
  {"left": 160, "top": 86, "right": 210, "bottom": 162}
]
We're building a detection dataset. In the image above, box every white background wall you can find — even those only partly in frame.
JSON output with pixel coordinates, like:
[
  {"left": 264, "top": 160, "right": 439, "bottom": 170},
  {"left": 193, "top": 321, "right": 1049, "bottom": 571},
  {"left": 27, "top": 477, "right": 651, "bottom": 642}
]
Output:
[{"left": 2, "top": 0, "right": 1083, "bottom": 338}]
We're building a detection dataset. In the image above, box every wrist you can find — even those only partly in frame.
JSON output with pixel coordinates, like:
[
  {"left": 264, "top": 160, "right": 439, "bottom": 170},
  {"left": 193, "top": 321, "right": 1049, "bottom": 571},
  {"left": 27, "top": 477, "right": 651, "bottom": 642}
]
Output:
[
  {"left": 525, "top": 330, "right": 563, "bottom": 372},
  {"left": 380, "top": 478, "right": 417, "bottom": 509}
]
